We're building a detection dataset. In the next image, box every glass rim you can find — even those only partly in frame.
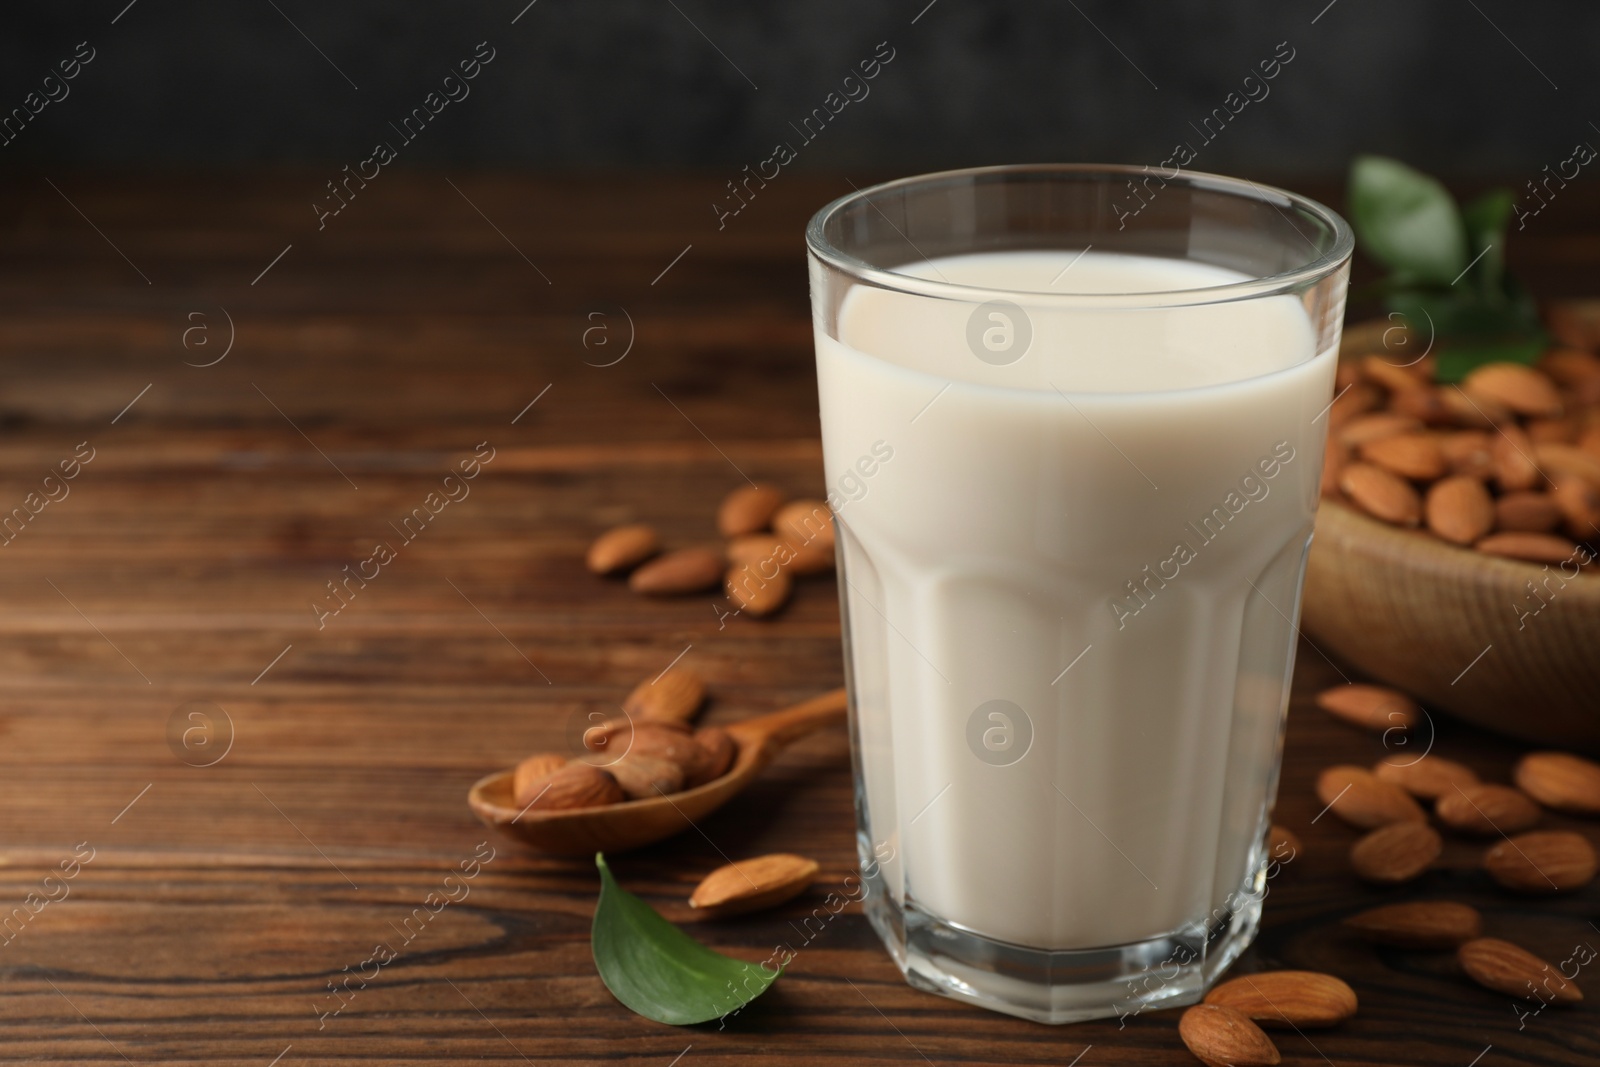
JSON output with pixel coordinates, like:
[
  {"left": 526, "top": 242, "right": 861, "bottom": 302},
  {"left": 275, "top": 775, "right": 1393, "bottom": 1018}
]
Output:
[{"left": 804, "top": 163, "right": 1354, "bottom": 309}]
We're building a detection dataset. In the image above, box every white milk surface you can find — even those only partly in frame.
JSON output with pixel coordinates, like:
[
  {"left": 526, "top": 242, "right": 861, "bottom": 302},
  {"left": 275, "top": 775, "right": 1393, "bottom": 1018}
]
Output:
[{"left": 817, "top": 250, "right": 1335, "bottom": 950}]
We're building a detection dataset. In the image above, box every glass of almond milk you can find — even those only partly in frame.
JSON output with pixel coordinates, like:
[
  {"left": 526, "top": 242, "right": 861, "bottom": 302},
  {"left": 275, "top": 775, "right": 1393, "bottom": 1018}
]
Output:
[{"left": 806, "top": 165, "right": 1352, "bottom": 1024}]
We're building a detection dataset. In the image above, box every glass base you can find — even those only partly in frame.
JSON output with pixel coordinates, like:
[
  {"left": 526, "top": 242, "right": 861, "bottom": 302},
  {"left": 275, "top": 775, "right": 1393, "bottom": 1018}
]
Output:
[{"left": 861, "top": 860, "right": 1263, "bottom": 1025}]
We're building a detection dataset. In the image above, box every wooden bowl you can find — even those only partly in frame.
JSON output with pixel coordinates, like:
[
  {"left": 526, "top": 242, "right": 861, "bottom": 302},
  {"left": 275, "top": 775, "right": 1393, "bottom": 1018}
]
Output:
[{"left": 1302, "top": 323, "right": 1600, "bottom": 751}]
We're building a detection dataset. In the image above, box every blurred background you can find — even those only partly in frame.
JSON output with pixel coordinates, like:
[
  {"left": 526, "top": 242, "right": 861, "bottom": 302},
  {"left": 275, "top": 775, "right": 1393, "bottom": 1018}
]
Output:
[{"left": 1, "top": 0, "right": 1590, "bottom": 176}]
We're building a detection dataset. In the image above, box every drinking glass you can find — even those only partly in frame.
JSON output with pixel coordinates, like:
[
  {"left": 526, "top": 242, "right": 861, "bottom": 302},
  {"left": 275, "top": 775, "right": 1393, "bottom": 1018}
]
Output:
[{"left": 805, "top": 165, "right": 1352, "bottom": 1024}]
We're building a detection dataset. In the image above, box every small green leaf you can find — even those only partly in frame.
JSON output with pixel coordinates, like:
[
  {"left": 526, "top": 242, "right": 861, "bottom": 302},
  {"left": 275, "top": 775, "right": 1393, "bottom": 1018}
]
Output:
[
  {"left": 1433, "top": 337, "right": 1548, "bottom": 382},
  {"left": 1349, "top": 155, "right": 1469, "bottom": 286},
  {"left": 591, "top": 853, "right": 781, "bottom": 1026},
  {"left": 1461, "top": 188, "right": 1515, "bottom": 297}
]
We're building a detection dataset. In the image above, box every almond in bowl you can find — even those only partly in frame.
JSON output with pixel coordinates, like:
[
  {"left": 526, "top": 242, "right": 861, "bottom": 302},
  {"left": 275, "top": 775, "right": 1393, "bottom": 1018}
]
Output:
[{"left": 1304, "top": 313, "right": 1600, "bottom": 751}]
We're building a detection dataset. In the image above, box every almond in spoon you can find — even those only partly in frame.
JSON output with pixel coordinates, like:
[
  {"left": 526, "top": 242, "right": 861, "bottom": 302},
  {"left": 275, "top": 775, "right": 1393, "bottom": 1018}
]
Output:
[
  {"left": 1484, "top": 830, "right": 1598, "bottom": 894},
  {"left": 1513, "top": 751, "right": 1600, "bottom": 815},
  {"left": 1178, "top": 1004, "right": 1280, "bottom": 1067},
  {"left": 1343, "top": 900, "right": 1482, "bottom": 948},
  {"left": 687, "top": 725, "right": 736, "bottom": 787},
  {"left": 521, "top": 762, "right": 624, "bottom": 811},
  {"left": 512, "top": 752, "right": 568, "bottom": 806},
  {"left": 1203, "top": 971, "right": 1358, "bottom": 1028},
  {"left": 689, "top": 853, "right": 820, "bottom": 917},
  {"left": 1458, "top": 938, "right": 1582, "bottom": 1005}
]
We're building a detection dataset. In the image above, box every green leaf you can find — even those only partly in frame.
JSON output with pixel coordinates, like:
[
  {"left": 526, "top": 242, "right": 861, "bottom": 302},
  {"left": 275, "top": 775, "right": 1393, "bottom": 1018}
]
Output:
[
  {"left": 591, "top": 853, "right": 781, "bottom": 1026},
  {"left": 1461, "top": 188, "right": 1515, "bottom": 297},
  {"left": 1433, "top": 337, "right": 1548, "bottom": 382},
  {"left": 1349, "top": 155, "right": 1469, "bottom": 286}
]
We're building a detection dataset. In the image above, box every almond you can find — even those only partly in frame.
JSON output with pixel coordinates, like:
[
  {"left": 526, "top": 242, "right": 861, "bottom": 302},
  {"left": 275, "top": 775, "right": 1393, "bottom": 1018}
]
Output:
[
  {"left": 1343, "top": 900, "right": 1482, "bottom": 948},
  {"left": 628, "top": 546, "right": 725, "bottom": 595},
  {"left": 1494, "top": 490, "right": 1562, "bottom": 532},
  {"left": 773, "top": 499, "right": 834, "bottom": 553},
  {"left": 512, "top": 752, "right": 568, "bottom": 806},
  {"left": 1425, "top": 476, "right": 1495, "bottom": 545},
  {"left": 1389, "top": 385, "right": 1452, "bottom": 425},
  {"left": 1374, "top": 755, "right": 1480, "bottom": 800},
  {"left": 726, "top": 533, "right": 787, "bottom": 567},
  {"left": 607, "top": 752, "right": 686, "bottom": 800},
  {"left": 1439, "top": 430, "right": 1495, "bottom": 478},
  {"left": 584, "top": 720, "right": 699, "bottom": 766},
  {"left": 1316, "top": 765, "right": 1427, "bottom": 829},
  {"left": 1361, "top": 353, "right": 1430, "bottom": 393},
  {"left": 1327, "top": 381, "right": 1382, "bottom": 430},
  {"left": 785, "top": 537, "right": 835, "bottom": 576},
  {"left": 1268, "top": 824, "right": 1303, "bottom": 861},
  {"left": 1540, "top": 347, "right": 1600, "bottom": 388},
  {"left": 1474, "top": 531, "right": 1582, "bottom": 565},
  {"left": 1440, "top": 385, "right": 1509, "bottom": 428},
  {"left": 1314, "top": 683, "right": 1419, "bottom": 731},
  {"left": 725, "top": 562, "right": 794, "bottom": 618},
  {"left": 1360, "top": 433, "right": 1447, "bottom": 481},
  {"left": 521, "top": 762, "right": 624, "bottom": 811},
  {"left": 1338, "top": 412, "right": 1422, "bottom": 448},
  {"left": 1464, "top": 362, "right": 1564, "bottom": 418},
  {"left": 586, "top": 523, "right": 660, "bottom": 575},
  {"left": 1435, "top": 783, "right": 1541, "bottom": 835},
  {"left": 1492, "top": 423, "right": 1541, "bottom": 492},
  {"left": 1178, "top": 1004, "right": 1280, "bottom": 1067},
  {"left": 1458, "top": 938, "right": 1582, "bottom": 1005},
  {"left": 1552, "top": 475, "right": 1600, "bottom": 540},
  {"left": 1203, "top": 971, "right": 1358, "bottom": 1028},
  {"left": 1484, "top": 830, "right": 1599, "bottom": 893},
  {"left": 716, "top": 484, "right": 787, "bottom": 537},
  {"left": 623, "top": 665, "right": 706, "bottom": 726},
  {"left": 1537, "top": 441, "right": 1600, "bottom": 485},
  {"left": 1321, "top": 440, "right": 1345, "bottom": 500},
  {"left": 1528, "top": 416, "right": 1578, "bottom": 444},
  {"left": 1350, "top": 821, "right": 1442, "bottom": 884},
  {"left": 689, "top": 853, "right": 820, "bottom": 917},
  {"left": 1339, "top": 463, "right": 1422, "bottom": 526},
  {"left": 1513, "top": 751, "right": 1600, "bottom": 815},
  {"left": 1547, "top": 301, "right": 1600, "bottom": 349},
  {"left": 688, "top": 725, "right": 736, "bottom": 787}
]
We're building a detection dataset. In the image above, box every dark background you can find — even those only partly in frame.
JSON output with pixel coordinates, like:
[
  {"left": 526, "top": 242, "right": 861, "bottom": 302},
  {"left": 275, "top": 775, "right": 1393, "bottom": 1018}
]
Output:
[{"left": 1, "top": 0, "right": 1592, "bottom": 179}]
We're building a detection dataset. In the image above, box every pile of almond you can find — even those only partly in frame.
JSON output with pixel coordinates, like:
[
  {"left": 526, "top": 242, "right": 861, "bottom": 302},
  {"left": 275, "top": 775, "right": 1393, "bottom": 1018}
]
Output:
[
  {"left": 1298, "top": 681, "right": 1598, "bottom": 1019},
  {"left": 511, "top": 665, "right": 736, "bottom": 810},
  {"left": 586, "top": 485, "right": 835, "bottom": 618},
  {"left": 1324, "top": 350, "right": 1600, "bottom": 566}
]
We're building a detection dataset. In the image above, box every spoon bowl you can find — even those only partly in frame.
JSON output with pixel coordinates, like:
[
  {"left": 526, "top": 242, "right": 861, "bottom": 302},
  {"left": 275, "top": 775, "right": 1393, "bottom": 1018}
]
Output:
[{"left": 467, "top": 687, "right": 848, "bottom": 855}]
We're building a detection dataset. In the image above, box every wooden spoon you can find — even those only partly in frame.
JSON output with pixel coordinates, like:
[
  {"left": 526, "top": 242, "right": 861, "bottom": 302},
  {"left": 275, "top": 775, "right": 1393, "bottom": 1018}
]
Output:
[{"left": 467, "top": 687, "right": 847, "bottom": 855}]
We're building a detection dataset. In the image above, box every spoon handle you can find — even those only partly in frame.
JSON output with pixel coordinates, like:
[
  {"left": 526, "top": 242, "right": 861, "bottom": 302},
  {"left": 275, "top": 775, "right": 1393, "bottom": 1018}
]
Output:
[{"left": 726, "top": 687, "right": 848, "bottom": 750}]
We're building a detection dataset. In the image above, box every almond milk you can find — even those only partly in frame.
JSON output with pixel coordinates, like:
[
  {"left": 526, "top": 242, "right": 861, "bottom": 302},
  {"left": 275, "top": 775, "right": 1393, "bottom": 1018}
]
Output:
[{"left": 817, "top": 250, "right": 1335, "bottom": 950}]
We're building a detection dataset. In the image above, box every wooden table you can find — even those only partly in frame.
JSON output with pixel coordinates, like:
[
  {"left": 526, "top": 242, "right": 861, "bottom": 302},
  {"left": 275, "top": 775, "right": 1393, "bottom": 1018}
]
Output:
[{"left": 1, "top": 172, "right": 1595, "bottom": 1065}]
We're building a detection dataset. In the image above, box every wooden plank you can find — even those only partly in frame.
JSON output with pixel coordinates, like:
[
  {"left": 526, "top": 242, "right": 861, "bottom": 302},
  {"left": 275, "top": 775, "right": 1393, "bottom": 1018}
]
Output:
[{"left": 0, "top": 172, "right": 1594, "bottom": 1065}]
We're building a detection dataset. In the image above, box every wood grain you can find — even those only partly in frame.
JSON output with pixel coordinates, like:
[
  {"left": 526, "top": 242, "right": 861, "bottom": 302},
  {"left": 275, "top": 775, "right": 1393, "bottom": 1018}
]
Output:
[{"left": 0, "top": 172, "right": 1595, "bottom": 1065}]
